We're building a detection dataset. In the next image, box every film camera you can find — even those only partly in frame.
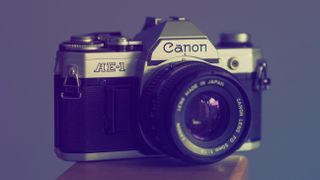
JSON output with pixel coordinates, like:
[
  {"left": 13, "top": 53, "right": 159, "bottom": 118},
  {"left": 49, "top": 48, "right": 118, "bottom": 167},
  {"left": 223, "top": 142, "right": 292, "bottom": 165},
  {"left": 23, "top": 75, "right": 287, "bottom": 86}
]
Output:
[{"left": 54, "top": 17, "right": 270, "bottom": 164}]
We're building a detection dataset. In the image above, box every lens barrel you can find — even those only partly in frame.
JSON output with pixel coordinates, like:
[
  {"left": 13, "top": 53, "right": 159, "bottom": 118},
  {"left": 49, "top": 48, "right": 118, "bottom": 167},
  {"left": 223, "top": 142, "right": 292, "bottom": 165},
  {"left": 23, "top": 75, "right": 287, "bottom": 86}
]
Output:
[{"left": 139, "top": 61, "right": 251, "bottom": 164}]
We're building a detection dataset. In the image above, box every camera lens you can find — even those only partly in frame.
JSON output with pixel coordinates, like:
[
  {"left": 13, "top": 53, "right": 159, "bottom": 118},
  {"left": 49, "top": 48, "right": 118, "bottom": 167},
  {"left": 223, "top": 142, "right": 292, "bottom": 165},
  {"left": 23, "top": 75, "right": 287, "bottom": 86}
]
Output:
[
  {"left": 139, "top": 61, "right": 250, "bottom": 164},
  {"left": 185, "top": 92, "right": 229, "bottom": 142}
]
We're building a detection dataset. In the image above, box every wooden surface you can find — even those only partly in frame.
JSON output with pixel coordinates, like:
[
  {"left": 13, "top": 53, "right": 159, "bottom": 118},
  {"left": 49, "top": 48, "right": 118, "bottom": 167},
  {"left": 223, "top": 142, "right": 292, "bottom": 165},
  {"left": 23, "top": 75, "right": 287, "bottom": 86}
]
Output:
[{"left": 58, "top": 155, "right": 248, "bottom": 180}]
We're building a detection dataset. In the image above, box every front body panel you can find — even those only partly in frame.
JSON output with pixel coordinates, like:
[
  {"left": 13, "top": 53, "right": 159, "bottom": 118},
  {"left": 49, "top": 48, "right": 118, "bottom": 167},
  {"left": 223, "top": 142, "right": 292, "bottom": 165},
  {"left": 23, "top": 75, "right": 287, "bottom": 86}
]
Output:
[{"left": 54, "top": 76, "right": 140, "bottom": 154}]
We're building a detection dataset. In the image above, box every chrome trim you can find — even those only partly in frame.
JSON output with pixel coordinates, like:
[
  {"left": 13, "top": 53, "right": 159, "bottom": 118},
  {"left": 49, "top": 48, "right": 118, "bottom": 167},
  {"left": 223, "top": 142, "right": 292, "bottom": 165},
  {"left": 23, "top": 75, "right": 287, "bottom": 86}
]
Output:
[
  {"left": 220, "top": 33, "right": 251, "bottom": 44},
  {"left": 237, "top": 141, "right": 261, "bottom": 151},
  {"left": 56, "top": 141, "right": 260, "bottom": 161},
  {"left": 55, "top": 148, "right": 161, "bottom": 161},
  {"left": 55, "top": 51, "right": 142, "bottom": 78}
]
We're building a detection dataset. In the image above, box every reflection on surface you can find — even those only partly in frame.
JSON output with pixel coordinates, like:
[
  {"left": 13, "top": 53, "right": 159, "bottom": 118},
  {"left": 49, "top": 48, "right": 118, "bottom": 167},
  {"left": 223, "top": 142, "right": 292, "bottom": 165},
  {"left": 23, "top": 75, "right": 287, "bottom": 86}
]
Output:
[{"left": 58, "top": 155, "right": 248, "bottom": 180}]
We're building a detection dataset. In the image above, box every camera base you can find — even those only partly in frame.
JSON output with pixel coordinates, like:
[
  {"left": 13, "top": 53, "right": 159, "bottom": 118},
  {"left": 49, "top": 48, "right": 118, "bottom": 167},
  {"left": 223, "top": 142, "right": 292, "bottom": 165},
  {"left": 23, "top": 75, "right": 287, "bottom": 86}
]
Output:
[{"left": 57, "top": 155, "right": 248, "bottom": 180}]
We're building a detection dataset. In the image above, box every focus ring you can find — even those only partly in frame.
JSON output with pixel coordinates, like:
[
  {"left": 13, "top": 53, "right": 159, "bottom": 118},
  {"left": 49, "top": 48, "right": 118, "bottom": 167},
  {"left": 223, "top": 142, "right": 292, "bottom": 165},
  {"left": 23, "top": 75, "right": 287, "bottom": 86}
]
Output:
[
  {"left": 140, "top": 62, "right": 227, "bottom": 161},
  {"left": 140, "top": 61, "right": 251, "bottom": 163}
]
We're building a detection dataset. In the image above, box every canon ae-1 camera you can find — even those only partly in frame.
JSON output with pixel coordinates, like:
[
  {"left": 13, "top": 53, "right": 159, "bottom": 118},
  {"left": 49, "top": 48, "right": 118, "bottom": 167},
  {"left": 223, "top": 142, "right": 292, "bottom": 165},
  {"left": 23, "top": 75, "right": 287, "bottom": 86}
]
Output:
[{"left": 54, "top": 17, "right": 271, "bottom": 164}]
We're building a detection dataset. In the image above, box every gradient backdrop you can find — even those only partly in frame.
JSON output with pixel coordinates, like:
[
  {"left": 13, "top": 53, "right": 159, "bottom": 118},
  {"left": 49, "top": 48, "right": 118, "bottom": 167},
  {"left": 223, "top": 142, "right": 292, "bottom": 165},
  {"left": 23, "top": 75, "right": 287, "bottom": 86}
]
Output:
[{"left": 1, "top": 0, "right": 319, "bottom": 179}]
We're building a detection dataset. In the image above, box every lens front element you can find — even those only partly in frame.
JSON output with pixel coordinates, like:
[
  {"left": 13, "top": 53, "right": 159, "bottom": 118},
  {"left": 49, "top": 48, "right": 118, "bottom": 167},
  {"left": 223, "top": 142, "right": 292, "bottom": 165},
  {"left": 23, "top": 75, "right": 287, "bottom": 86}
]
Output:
[{"left": 186, "top": 92, "right": 229, "bottom": 142}]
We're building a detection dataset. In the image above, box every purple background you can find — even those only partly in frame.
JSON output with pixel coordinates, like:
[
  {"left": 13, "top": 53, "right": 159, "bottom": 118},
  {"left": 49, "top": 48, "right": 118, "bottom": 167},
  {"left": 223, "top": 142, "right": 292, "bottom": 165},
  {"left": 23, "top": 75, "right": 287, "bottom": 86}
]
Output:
[{"left": 1, "top": 0, "right": 319, "bottom": 179}]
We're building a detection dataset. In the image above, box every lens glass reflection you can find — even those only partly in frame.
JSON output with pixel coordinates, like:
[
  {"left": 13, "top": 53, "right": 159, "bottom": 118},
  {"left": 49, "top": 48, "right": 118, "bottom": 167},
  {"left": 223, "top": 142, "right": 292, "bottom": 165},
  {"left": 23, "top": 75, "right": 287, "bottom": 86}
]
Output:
[{"left": 185, "top": 92, "right": 229, "bottom": 141}]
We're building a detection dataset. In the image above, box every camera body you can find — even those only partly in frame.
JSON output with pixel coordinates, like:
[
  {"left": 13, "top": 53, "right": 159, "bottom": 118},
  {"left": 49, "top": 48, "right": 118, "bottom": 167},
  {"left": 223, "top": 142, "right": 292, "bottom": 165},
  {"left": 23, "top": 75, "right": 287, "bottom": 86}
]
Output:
[{"left": 54, "top": 17, "right": 270, "bottom": 163}]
